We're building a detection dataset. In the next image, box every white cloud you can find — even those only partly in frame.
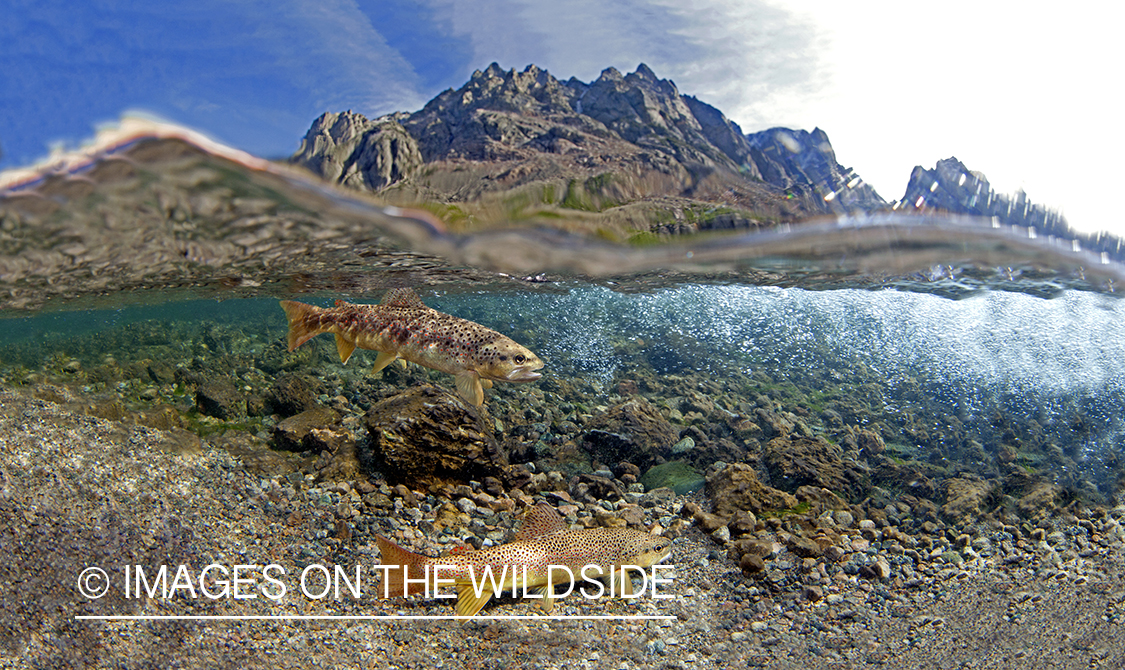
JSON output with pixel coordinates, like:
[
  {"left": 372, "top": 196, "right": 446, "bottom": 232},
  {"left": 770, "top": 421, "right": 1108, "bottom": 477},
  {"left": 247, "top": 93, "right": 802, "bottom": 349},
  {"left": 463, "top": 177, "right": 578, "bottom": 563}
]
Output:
[
  {"left": 249, "top": 0, "right": 429, "bottom": 115},
  {"left": 643, "top": 0, "right": 831, "bottom": 130},
  {"left": 774, "top": 2, "right": 1123, "bottom": 234},
  {"left": 421, "top": 0, "right": 826, "bottom": 119}
]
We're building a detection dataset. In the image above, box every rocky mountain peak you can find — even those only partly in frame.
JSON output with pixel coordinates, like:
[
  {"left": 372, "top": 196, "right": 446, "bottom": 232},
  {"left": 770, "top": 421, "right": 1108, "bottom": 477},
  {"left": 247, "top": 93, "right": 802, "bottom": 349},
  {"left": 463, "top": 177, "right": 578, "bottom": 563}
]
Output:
[
  {"left": 400, "top": 63, "right": 591, "bottom": 162},
  {"left": 631, "top": 62, "right": 658, "bottom": 81},
  {"left": 624, "top": 62, "right": 679, "bottom": 100},
  {"left": 745, "top": 127, "right": 885, "bottom": 210},
  {"left": 901, "top": 157, "right": 1069, "bottom": 235},
  {"left": 291, "top": 110, "right": 422, "bottom": 190},
  {"left": 472, "top": 62, "right": 507, "bottom": 80},
  {"left": 425, "top": 63, "right": 577, "bottom": 118},
  {"left": 582, "top": 64, "right": 696, "bottom": 136},
  {"left": 595, "top": 66, "right": 625, "bottom": 83},
  {"left": 291, "top": 62, "right": 887, "bottom": 224}
]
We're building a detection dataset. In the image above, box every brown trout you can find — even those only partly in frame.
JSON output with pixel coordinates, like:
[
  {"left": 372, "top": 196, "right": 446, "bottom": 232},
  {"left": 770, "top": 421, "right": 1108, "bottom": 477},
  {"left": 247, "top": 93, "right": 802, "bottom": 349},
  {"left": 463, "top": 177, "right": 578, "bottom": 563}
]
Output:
[
  {"left": 279, "top": 288, "right": 543, "bottom": 405},
  {"left": 375, "top": 504, "right": 673, "bottom": 616}
]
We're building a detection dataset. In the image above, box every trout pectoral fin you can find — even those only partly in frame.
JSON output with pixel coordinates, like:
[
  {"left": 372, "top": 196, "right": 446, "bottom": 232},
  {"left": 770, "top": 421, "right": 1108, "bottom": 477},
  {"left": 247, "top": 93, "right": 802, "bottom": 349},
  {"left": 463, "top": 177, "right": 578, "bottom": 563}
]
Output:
[
  {"left": 618, "top": 568, "right": 634, "bottom": 597},
  {"left": 531, "top": 589, "right": 558, "bottom": 616},
  {"left": 371, "top": 351, "right": 398, "bottom": 374},
  {"left": 480, "top": 379, "right": 493, "bottom": 389},
  {"left": 455, "top": 371, "right": 484, "bottom": 406},
  {"left": 398, "top": 358, "right": 409, "bottom": 369},
  {"left": 454, "top": 581, "right": 492, "bottom": 617},
  {"left": 334, "top": 334, "right": 357, "bottom": 364}
]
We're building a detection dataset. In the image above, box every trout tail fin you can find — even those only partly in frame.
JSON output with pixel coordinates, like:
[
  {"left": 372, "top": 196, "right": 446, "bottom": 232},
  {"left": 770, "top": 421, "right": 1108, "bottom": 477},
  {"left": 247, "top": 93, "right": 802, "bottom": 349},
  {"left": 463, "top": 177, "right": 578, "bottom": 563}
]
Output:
[
  {"left": 279, "top": 300, "right": 327, "bottom": 351},
  {"left": 375, "top": 536, "right": 431, "bottom": 599}
]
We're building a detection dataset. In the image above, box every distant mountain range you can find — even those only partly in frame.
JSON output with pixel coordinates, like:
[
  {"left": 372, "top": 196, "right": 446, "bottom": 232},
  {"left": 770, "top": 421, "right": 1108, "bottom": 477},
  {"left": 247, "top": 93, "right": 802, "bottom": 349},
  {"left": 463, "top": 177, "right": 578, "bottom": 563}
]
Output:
[
  {"left": 291, "top": 63, "right": 1086, "bottom": 247},
  {"left": 899, "top": 157, "right": 1067, "bottom": 235}
]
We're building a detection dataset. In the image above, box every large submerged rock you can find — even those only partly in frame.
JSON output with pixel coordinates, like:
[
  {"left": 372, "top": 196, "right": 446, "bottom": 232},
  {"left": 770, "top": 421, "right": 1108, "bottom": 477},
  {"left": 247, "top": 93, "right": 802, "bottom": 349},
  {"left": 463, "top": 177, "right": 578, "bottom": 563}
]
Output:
[
  {"left": 1017, "top": 481, "right": 1065, "bottom": 520},
  {"left": 707, "top": 463, "right": 799, "bottom": 518},
  {"left": 942, "top": 477, "right": 997, "bottom": 524},
  {"left": 763, "top": 436, "right": 870, "bottom": 501},
  {"left": 194, "top": 378, "right": 245, "bottom": 420},
  {"left": 581, "top": 397, "right": 679, "bottom": 469},
  {"left": 265, "top": 373, "right": 319, "bottom": 418},
  {"left": 362, "top": 385, "right": 506, "bottom": 488},
  {"left": 272, "top": 406, "right": 342, "bottom": 451}
]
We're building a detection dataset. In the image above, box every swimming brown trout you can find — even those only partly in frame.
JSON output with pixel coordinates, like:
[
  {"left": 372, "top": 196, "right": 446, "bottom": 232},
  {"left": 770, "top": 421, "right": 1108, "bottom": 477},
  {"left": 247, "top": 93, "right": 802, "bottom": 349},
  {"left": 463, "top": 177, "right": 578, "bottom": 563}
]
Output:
[
  {"left": 375, "top": 504, "right": 673, "bottom": 616},
  {"left": 279, "top": 288, "right": 543, "bottom": 405}
]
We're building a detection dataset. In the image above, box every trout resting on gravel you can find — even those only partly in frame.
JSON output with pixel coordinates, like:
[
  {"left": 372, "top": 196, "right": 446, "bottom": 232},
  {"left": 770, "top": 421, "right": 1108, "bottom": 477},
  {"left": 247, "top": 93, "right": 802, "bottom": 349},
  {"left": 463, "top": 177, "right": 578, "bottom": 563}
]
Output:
[{"left": 375, "top": 504, "right": 673, "bottom": 616}]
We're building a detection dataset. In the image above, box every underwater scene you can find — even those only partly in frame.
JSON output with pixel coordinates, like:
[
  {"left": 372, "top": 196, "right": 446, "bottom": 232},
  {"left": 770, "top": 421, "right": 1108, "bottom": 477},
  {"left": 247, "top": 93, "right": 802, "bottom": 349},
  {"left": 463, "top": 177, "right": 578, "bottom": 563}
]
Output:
[{"left": 1, "top": 132, "right": 1124, "bottom": 669}]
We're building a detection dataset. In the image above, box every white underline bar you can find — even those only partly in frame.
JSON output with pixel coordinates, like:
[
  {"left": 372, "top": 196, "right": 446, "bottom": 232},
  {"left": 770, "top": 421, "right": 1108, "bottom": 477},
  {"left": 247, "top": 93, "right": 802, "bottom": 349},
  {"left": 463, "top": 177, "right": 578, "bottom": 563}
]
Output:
[{"left": 77, "top": 614, "right": 677, "bottom": 621}]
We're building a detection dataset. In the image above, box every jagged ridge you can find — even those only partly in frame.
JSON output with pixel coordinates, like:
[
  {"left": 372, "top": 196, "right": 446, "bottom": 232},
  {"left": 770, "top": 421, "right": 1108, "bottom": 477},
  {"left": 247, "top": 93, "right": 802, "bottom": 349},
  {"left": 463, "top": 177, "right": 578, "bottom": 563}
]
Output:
[
  {"left": 900, "top": 157, "right": 1066, "bottom": 233},
  {"left": 291, "top": 63, "right": 884, "bottom": 231}
]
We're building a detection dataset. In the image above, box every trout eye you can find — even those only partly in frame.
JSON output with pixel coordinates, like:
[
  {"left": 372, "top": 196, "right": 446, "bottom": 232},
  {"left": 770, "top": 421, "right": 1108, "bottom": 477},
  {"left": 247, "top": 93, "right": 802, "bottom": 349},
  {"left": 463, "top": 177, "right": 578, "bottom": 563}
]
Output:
[{"left": 514, "top": 355, "right": 525, "bottom": 364}]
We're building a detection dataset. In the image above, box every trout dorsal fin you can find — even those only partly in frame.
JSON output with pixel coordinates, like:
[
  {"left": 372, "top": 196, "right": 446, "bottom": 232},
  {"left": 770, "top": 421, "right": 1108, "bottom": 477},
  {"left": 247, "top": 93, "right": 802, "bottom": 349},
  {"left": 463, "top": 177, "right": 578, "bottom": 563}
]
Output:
[
  {"left": 514, "top": 504, "right": 569, "bottom": 541},
  {"left": 381, "top": 288, "right": 426, "bottom": 308}
]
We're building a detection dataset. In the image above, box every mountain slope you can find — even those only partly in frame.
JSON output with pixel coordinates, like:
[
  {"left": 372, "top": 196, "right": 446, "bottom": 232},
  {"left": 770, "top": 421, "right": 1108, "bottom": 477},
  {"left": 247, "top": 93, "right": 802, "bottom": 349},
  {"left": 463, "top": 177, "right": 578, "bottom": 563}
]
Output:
[
  {"left": 746, "top": 127, "right": 885, "bottom": 210},
  {"left": 291, "top": 63, "right": 885, "bottom": 235}
]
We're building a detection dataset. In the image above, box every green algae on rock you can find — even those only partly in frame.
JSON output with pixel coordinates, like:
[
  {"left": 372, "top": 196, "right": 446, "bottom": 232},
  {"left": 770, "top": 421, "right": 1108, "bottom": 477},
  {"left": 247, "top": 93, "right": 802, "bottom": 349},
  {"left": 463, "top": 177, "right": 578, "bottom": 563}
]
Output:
[{"left": 641, "top": 460, "right": 705, "bottom": 495}]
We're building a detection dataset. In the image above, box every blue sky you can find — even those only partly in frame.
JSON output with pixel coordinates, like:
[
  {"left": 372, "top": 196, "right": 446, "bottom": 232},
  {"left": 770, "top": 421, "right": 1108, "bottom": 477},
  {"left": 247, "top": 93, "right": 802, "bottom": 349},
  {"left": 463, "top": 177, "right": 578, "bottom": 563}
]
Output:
[{"left": 2, "top": 1, "right": 1120, "bottom": 235}]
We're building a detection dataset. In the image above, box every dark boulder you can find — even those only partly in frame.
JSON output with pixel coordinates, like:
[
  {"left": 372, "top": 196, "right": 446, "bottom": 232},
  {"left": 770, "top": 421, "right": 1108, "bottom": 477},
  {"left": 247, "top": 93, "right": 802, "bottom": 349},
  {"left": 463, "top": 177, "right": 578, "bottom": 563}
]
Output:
[
  {"left": 195, "top": 379, "right": 245, "bottom": 420},
  {"left": 569, "top": 474, "right": 626, "bottom": 503},
  {"left": 581, "top": 398, "right": 678, "bottom": 469},
  {"left": 272, "top": 407, "right": 342, "bottom": 451},
  {"left": 793, "top": 485, "right": 849, "bottom": 517},
  {"left": 786, "top": 535, "right": 824, "bottom": 559},
  {"left": 763, "top": 436, "right": 870, "bottom": 501},
  {"left": 265, "top": 373, "right": 318, "bottom": 418},
  {"left": 363, "top": 385, "right": 506, "bottom": 488},
  {"left": 706, "top": 463, "right": 798, "bottom": 519},
  {"left": 146, "top": 360, "right": 176, "bottom": 384},
  {"left": 941, "top": 477, "right": 997, "bottom": 525},
  {"left": 740, "top": 553, "right": 766, "bottom": 577}
]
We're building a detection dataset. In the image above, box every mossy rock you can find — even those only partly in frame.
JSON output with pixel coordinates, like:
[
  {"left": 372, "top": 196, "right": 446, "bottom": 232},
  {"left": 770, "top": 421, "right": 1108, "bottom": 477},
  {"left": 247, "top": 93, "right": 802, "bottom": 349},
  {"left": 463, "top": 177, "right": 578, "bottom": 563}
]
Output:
[{"left": 641, "top": 460, "right": 704, "bottom": 495}]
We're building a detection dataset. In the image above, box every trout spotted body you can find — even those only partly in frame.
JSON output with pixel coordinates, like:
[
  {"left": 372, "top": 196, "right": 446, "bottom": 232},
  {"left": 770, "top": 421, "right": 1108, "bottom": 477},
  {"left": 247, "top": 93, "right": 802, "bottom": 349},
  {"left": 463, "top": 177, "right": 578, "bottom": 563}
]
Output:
[
  {"left": 279, "top": 288, "right": 543, "bottom": 405},
  {"left": 376, "top": 504, "right": 672, "bottom": 616}
]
